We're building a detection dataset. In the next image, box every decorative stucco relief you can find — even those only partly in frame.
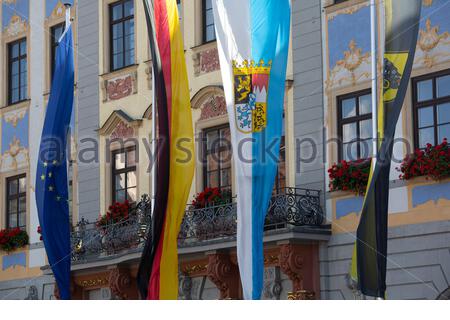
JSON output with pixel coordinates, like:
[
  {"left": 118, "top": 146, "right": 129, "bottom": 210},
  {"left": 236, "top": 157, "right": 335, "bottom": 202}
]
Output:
[
  {"left": 193, "top": 47, "right": 220, "bottom": 76},
  {"left": 415, "top": 19, "right": 450, "bottom": 68},
  {"left": 102, "top": 72, "right": 137, "bottom": 102},
  {"left": 4, "top": 14, "right": 27, "bottom": 36},
  {"left": 1, "top": 137, "right": 29, "bottom": 172},
  {"left": 326, "top": 39, "right": 371, "bottom": 90},
  {"left": 110, "top": 120, "right": 135, "bottom": 140}
]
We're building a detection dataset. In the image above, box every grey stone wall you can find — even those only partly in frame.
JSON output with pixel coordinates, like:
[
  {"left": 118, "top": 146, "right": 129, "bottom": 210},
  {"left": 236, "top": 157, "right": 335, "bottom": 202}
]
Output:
[
  {"left": 292, "top": 0, "right": 326, "bottom": 195},
  {"left": 0, "top": 275, "right": 56, "bottom": 300},
  {"left": 76, "top": 0, "right": 100, "bottom": 221},
  {"left": 319, "top": 221, "right": 450, "bottom": 300}
]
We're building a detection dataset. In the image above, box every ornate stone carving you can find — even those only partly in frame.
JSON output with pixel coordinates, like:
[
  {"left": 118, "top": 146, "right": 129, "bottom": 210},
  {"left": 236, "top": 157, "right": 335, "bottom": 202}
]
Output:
[
  {"left": 199, "top": 95, "right": 227, "bottom": 120},
  {"left": 5, "top": 15, "right": 27, "bottom": 37},
  {"left": 178, "top": 273, "right": 193, "bottom": 300},
  {"left": 207, "top": 253, "right": 241, "bottom": 300},
  {"left": 7, "top": 137, "right": 24, "bottom": 171},
  {"left": 287, "top": 290, "right": 315, "bottom": 300},
  {"left": 182, "top": 264, "right": 208, "bottom": 277},
  {"left": 50, "top": 1, "right": 66, "bottom": 20},
  {"left": 78, "top": 278, "right": 109, "bottom": 288},
  {"left": 110, "top": 121, "right": 135, "bottom": 140},
  {"left": 279, "top": 244, "right": 304, "bottom": 292},
  {"left": 193, "top": 47, "right": 220, "bottom": 76},
  {"left": 263, "top": 267, "right": 282, "bottom": 300},
  {"left": 108, "top": 268, "right": 132, "bottom": 300},
  {"left": 107, "top": 76, "right": 133, "bottom": 101}
]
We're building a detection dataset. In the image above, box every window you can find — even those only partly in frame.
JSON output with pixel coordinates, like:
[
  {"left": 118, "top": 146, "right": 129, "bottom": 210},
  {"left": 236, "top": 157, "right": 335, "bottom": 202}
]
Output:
[
  {"left": 338, "top": 90, "right": 373, "bottom": 161},
  {"left": 110, "top": 0, "right": 135, "bottom": 71},
  {"left": 412, "top": 70, "right": 450, "bottom": 149},
  {"left": 50, "top": 23, "right": 65, "bottom": 82},
  {"left": 112, "top": 147, "right": 137, "bottom": 203},
  {"left": 202, "top": 125, "right": 232, "bottom": 191},
  {"left": 8, "top": 38, "right": 27, "bottom": 105},
  {"left": 6, "top": 175, "right": 27, "bottom": 229},
  {"left": 202, "top": 0, "right": 216, "bottom": 43}
]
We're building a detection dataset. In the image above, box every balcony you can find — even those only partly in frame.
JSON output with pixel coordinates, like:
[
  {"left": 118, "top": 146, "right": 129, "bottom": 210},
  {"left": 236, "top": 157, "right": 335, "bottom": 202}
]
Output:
[
  {"left": 70, "top": 188, "right": 328, "bottom": 263},
  {"left": 179, "top": 187, "right": 327, "bottom": 249}
]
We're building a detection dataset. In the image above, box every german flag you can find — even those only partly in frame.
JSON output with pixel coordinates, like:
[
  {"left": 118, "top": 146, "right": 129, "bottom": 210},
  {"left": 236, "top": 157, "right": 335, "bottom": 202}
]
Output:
[
  {"left": 350, "top": 0, "right": 422, "bottom": 298},
  {"left": 137, "top": 0, "right": 195, "bottom": 300}
]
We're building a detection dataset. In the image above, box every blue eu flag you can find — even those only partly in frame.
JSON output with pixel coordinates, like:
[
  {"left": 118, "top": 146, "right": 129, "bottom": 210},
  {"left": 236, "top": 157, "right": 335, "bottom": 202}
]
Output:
[{"left": 35, "top": 25, "right": 74, "bottom": 300}]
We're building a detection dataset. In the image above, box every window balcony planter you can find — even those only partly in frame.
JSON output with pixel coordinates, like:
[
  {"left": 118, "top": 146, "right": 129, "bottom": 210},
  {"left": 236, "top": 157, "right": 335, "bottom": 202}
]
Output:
[
  {"left": 328, "top": 158, "right": 371, "bottom": 195},
  {"left": 397, "top": 139, "right": 449, "bottom": 181},
  {"left": 0, "top": 228, "right": 29, "bottom": 253}
]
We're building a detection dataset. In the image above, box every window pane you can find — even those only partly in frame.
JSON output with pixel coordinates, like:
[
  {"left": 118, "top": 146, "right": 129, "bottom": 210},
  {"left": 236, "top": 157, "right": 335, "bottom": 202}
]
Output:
[
  {"left": 112, "top": 23, "right": 123, "bottom": 41},
  {"left": 208, "top": 172, "right": 219, "bottom": 188},
  {"left": 342, "top": 122, "right": 357, "bottom": 143},
  {"left": 19, "top": 212, "right": 26, "bottom": 228},
  {"left": 115, "top": 173, "right": 126, "bottom": 190},
  {"left": 124, "top": 19, "right": 134, "bottom": 36},
  {"left": 437, "top": 103, "right": 450, "bottom": 125},
  {"left": 417, "top": 79, "right": 433, "bottom": 102},
  {"left": 437, "top": 75, "right": 450, "bottom": 98},
  {"left": 20, "top": 40, "right": 27, "bottom": 55},
  {"left": 207, "top": 154, "right": 218, "bottom": 171},
  {"left": 20, "top": 84, "right": 27, "bottom": 101},
  {"left": 113, "top": 38, "right": 123, "bottom": 54},
  {"left": 19, "top": 177, "right": 26, "bottom": 193},
  {"left": 11, "top": 89, "right": 19, "bottom": 103},
  {"left": 115, "top": 152, "right": 126, "bottom": 170},
  {"left": 9, "top": 213, "right": 17, "bottom": 228},
  {"left": 343, "top": 142, "right": 358, "bottom": 161},
  {"left": 127, "top": 171, "right": 137, "bottom": 188},
  {"left": 124, "top": 34, "right": 134, "bottom": 51},
  {"left": 127, "top": 187, "right": 137, "bottom": 202},
  {"left": 206, "top": 131, "right": 219, "bottom": 150},
  {"left": 19, "top": 197, "right": 26, "bottom": 213},
  {"left": 9, "top": 179, "right": 18, "bottom": 195},
  {"left": 206, "top": 26, "right": 216, "bottom": 42},
  {"left": 113, "top": 54, "right": 123, "bottom": 70},
  {"left": 359, "top": 94, "right": 372, "bottom": 115},
  {"left": 116, "top": 190, "right": 126, "bottom": 203},
  {"left": 11, "top": 43, "right": 19, "bottom": 58},
  {"left": 220, "top": 169, "right": 231, "bottom": 188},
  {"left": 124, "top": 0, "right": 134, "bottom": 17},
  {"left": 419, "top": 127, "right": 435, "bottom": 148},
  {"left": 11, "top": 74, "right": 19, "bottom": 89},
  {"left": 125, "top": 49, "right": 134, "bottom": 66},
  {"left": 418, "top": 106, "right": 434, "bottom": 128},
  {"left": 438, "top": 124, "right": 450, "bottom": 142},
  {"left": 112, "top": 3, "right": 123, "bottom": 20},
  {"left": 205, "top": 0, "right": 212, "bottom": 10},
  {"left": 342, "top": 98, "right": 356, "bottom": 118},
  {"left": 359, "top": 140, "right": 373, "bottom": 159},
  {"left": 359, "top": 119, "right": 372, "bottom": 140},
  {"left": 9, "top": 199, "right": 18, "bottom": 214},
  {"left": 11, "top": 60, "right": 19, "bottom": 76},
  {"left": 206, "top": 10, "right": 214, "bottom": 26},
  {"left": 220, "top": 128, "right": 231, "bottom": 146}
]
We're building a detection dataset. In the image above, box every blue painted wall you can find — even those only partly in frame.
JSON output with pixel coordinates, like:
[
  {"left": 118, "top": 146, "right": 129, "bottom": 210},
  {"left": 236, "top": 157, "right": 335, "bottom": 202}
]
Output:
[{"left": 2, "top": 0, "right": 29, "bottom": 30}]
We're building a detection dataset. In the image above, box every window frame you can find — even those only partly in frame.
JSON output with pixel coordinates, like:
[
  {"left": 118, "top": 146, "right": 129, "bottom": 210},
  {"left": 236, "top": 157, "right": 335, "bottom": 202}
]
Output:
[
  {"left": 337, "top": 89, "right": 373, "bottom": 161},
  {"left": 8, "top": 38, "right": 27, "bottom": 105},
  {"left": 6, "top": 174, "right": 27, "bottom": 230},
  {"left": 109, "top": 0, "right": 135, "bottom": 72},
  {"left": 202, "top": 0, "right": 216, "bottom": 44},
  {"left": 202, "top": 125, "right": 232, "bottom": 192},
  {"left": 50, "top": 22, "right": 66, "bottom": 82},
  {"left": 111, "top": 146, "right": 137, "bottom": 203},
  {"left": 412, "top": 69, "right": 450, "bottom": 149}
]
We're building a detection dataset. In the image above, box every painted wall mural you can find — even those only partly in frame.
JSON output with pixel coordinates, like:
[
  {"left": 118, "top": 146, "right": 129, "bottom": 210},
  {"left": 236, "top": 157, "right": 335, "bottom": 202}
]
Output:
[
  {"left": 45, "top": 0, "right": 73, "bottom": 18},
  {"left": 326, "top": 2, "right": 371, "bottom": 91},
  {"left": 2, "top": 0, "right": 29, "bottom": 36},
  {"left": 411, "top": 181, "right": 450, "bottom": 208},
  {"left": 1, "top": 107, "right": 29, "bottom": 173},
  {"left": 325, "top": 0, "right": 450, "bottom": 91},
  {"left": 415, "top": 0, "right": 450, "bottom": 68}
]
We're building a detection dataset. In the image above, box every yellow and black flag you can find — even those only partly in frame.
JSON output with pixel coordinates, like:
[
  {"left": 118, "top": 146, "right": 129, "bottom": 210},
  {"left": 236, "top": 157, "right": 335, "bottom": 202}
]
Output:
[{"left": 350, "top": 0, "right": 422, "bottom": 298}]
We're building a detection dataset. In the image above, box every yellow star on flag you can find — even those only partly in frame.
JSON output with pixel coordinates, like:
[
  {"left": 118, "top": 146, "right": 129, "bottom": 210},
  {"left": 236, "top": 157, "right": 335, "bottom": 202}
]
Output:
[
  {"left": 49, "top": 186, "right": 54, "bottom": 192},
  {"left": 41, "top": 174, "right": 46, "bottom": 181}
]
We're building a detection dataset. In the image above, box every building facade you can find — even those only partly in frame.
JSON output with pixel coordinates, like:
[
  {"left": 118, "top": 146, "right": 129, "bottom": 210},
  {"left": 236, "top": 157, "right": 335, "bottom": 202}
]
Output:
[{"left": 0, "top": 0, "right": 448, "bottom": 300}]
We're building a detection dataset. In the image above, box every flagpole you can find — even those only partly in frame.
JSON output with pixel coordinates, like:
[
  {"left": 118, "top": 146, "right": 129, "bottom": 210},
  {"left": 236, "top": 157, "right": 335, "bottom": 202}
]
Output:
[{"left": 370, "top": 0, "right": 378, "bottom": 162}]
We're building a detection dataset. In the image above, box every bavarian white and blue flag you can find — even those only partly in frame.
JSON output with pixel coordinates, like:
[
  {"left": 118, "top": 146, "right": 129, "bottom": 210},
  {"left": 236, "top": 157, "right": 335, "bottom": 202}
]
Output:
[{"left": 212, "top": 0, "right": 291, "bottom": 300}]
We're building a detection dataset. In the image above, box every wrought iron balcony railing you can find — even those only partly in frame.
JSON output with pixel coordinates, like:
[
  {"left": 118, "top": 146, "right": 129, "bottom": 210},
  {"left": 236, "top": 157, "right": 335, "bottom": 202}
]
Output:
[
  {"left": 178, "top": 187, "right": 324, "bottom": 246},
  {"left": 71, "top": 195, "right": 151, "bottom": 263},
  {"left": 70, "top": 188, "right": 324, "bottom": 262}
]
